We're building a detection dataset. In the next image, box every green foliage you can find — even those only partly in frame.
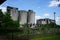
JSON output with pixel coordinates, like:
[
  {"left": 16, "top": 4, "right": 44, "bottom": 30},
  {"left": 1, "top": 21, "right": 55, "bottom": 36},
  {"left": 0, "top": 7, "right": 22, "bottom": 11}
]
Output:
[
  {"left": 0, "top": 10, "right": 23, "bottom": 34},
  {"left": 0, "top": 12, "right": 19, "bottom": 30},
  {"left": 4, "top": 12, "right": 11, "bottom": 22},
  {"left": 42, "top": 22, "right": 60, "bottom": 28},
  {"left": 0, "top": 10, "right": 5, "bottom": 28},
  {"left": 22, "top": 23, "right": 28, "bottom": 27},
  {"left": 31, "top": 34, "right": 60, "bottom": 40},
  {"left": 22, "top": 23, "right": 28, "bottom": 33},
  {"left": 0, "top": 9, "right": 4, "bottom": 17},
  {"left": 56, "top": 25, "right": 60, "bottom": 28}
]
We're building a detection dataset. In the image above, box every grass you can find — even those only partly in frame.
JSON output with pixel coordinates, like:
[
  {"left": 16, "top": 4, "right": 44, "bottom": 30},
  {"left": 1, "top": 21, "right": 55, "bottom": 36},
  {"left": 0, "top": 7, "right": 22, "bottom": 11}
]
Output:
[{"left": 30, "top": 34, "right": 60, "bottom": 40}]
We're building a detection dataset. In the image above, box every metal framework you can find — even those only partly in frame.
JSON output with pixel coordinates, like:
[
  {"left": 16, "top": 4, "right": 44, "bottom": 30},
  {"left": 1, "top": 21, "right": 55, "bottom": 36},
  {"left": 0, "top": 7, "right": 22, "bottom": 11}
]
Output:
[{"left": 0, "top": 0, "right": 6, "bottom": 5}]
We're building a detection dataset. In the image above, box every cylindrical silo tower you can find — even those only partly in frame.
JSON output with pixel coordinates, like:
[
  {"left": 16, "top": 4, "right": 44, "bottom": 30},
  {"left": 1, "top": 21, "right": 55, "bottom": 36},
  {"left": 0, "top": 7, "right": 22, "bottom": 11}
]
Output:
[
  {"left": 7, "top": 6, "right": 18, "bottom": 21},
  {"left": 28, "top": 10, "right": 35, "bottom": 28},
  {"left": 19, "top": 10, "right": 27, "bottom": 25}
]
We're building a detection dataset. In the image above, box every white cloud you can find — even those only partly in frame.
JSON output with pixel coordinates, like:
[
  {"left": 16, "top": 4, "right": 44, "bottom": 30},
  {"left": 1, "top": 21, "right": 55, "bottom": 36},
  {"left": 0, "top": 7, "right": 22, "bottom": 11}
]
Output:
[
  {"left": 44, "top": 13, "right": 50, "bottom": 17},
  {"left": 35, "top": 16, "right": 42, "bottom": 23},
  {"left": 56, "top": 16, "right": 60, "bottom": 25},
  {"left": 56, "top": 16, "right": 60, "bottom": 21},
  {"left": 49, "top": 0, "right": 60, "bottom": 7},
  {"left": 0, "top": 6, "right": 6, "bottom": 12},
  {"left": 35, "top": 16, "right": 42, "bottom": 19}
]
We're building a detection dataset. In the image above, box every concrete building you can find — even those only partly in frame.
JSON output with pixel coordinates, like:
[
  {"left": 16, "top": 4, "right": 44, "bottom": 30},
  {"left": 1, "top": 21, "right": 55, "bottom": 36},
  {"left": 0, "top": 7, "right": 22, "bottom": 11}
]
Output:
[
  {"left": 27, "top": 10, "right": 35, "bottom": 28},
  {"left": 7, "top": 6, "right": 35, "bottom": 28},
  {"left": 7, "top": 6, "right": 19, "bottom": 21},
  {"left": 19, "top": 10, "right": 35, "bottom": 28},
  {"left": 18, "top": 10, "right": 27, "bottom": 24},
  {"left": 28, "top": 10, "right": 35, "bottom": 24},
  {"left": 37, "top": 18, "right": 55, "bottom": 26}
]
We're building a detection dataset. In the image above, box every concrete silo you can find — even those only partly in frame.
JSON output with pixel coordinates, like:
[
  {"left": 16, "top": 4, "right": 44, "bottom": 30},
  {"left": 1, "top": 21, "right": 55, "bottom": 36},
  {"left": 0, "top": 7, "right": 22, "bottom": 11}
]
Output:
[
  {"left": 19, "top": 10, "right": 27, "bottom": 25},
  {"left": 28, "top": 10, "right": 35, "bottom": 28},
  {"left": 7, "top": 6, "right": 18, "bottom": 21}
]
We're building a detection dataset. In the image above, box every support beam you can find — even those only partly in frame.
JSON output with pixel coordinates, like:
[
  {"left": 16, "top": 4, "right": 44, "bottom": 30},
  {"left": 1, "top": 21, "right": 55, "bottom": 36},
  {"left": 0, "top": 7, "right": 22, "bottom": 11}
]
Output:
[{"left": 0, "top": 0, "right": 6, "bottom": 5}]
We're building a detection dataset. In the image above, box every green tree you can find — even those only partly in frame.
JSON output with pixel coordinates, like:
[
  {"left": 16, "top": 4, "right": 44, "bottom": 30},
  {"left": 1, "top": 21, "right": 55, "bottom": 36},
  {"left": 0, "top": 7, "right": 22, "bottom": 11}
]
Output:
[
  {"left": 2, "top": 12, "right": 19, "bottom": 30},
  {"left": 0, "top": 9, "right": 5, "bottom": 29},
  {"left": 0, "top": 10, "right": 23, "bottom": 34}
]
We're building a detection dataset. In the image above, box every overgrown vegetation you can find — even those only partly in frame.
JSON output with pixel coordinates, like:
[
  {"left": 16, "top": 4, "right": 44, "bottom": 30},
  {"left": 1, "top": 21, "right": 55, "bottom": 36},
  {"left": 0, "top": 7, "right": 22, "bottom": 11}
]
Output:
[
  {"left": 30, "top": 34, "right": 60, "bottom": 40},
  {"left": 42, "top": 22, "right": 60, "bottom": 28},
  {"left": 0, "top": 9, "right": 23, "bottom": 34}
]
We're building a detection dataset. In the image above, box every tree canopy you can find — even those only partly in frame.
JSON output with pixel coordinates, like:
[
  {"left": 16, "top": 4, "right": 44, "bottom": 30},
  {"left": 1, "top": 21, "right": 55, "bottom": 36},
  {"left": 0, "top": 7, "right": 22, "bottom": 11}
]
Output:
[{"left": 0, "top": 9, "right": 22, "bottom": 34}]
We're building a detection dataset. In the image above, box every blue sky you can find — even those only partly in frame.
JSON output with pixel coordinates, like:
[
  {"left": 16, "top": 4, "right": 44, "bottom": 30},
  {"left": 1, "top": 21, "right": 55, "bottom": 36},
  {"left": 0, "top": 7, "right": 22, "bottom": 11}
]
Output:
[{"left": 0, "top": 0, "right": 60, "bottom": 25}]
